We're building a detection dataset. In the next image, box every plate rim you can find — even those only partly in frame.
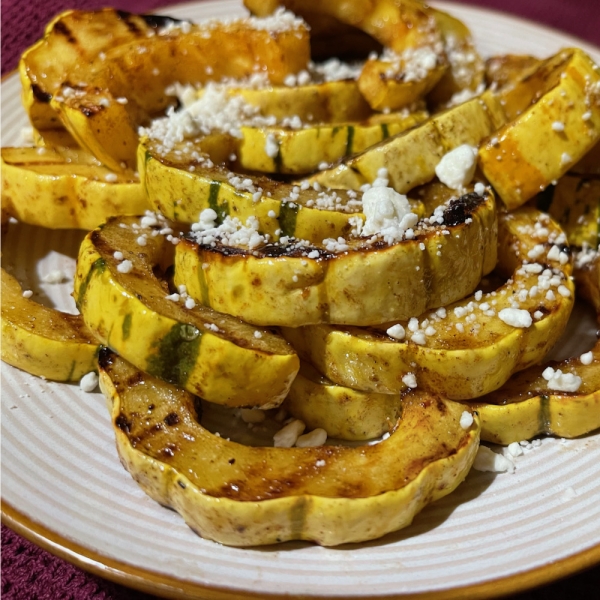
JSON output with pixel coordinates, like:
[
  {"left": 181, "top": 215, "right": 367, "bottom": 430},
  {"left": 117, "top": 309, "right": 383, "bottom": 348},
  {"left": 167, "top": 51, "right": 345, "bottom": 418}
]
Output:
[
  {"left": 2, "top": 0, "right": 600, "bottom": 598},
  {"left": 4, "top": 500, "right": 600, "bottom": 600}
]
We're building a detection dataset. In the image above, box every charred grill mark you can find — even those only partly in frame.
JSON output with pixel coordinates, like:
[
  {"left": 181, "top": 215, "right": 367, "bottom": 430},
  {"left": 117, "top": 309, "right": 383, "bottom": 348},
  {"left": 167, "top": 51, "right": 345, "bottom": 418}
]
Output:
[
  {"left": 443, "top": 193, "right": 484, "bottom": 227},
  {"left": 53, "top": 21, "right": 76, "bottom": 43},
  {"left": 161, "top": 442, "right": 177, "bottom": 457},
  {"left": 115, "top": 10, "right": 142, "bottom": 35},
  {"left": 81, "top": 105, "right": 104, "bottom": 117},
  {"left": 97, "top": 346, "right": 115, "bottom": 369},
  {"left": 31, "top": 84, "right": 52, "bottom": 103}
]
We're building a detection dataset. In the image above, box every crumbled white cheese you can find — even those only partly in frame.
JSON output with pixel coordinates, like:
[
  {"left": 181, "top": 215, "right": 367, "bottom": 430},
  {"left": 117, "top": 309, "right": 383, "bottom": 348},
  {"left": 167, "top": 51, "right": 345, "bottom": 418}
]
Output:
[
  {"left": 41, "top": 270, "right": 66, "bottom": 284},
  {"left": 459, "top": 411, "right": 474, "bottom": 430},
  {"left": 473, "top": 445, "right": 515, "bottom": 473},
  {"left": 474, "top": 182, "right": 486, "bottom": 196},
  {"left": 498, "top": 308, "right": 532, "bottom": 328},
  {"left": 542, "top": 367, "right": 582, "bottom": 392},
  {"left": 386, "top": 324, "right": 406, "bottom": 340},
  {"left": 273, "top": 419, "right": 305, "bottom": 447},
  {"left": 507, "top": 442, "right": 523, "bottom": 457},
  {"left": 402, "top": 373, "right": 418, "bottom": 388},
  {"left": 361, "top": 185, "right": 418, "bottom": 243},
  {"left": 296, "top": 428, "right": 327, "bottom": 448},
  {"left": 434, "top": 144, "right": 478, "bottom": 190},
  {"left": 116, "top": 260, "right": 133, "bottom": 274},
  {"left": 264, "top": 133, "right": 279, "bottom": 158},
  {"left": 80, "top": 371, "right": 99, "bottom": 393},
  {"left": 551, "top": 121, "right": 565, "bottom": 132},
  {"left": 22, "top": 290, "right": 33, "bottom": 299},
  {"left": 580, "top": 351, "right": 593, "bottom": 365}
]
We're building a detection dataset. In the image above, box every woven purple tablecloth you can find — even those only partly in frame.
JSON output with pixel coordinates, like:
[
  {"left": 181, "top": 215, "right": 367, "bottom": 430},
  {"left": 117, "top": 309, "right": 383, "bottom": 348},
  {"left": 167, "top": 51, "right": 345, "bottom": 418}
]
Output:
[{"left": 2, "top": 1, "right": 600, "bottom": 598}]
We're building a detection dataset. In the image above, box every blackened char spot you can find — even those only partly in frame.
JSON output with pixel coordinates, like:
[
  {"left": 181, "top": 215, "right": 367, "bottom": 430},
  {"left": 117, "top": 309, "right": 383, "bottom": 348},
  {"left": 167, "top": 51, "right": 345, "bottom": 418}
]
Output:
[
  {"left": 97, "top": 346, "right": 115, "bottom": 370},
  {"left": 31, "top": 84, "right": 51, "bottom": 103},
  {"left": 115, "top": 10, "right": 141, "bottom": 34},
  {"left": 443, "top": 193, "right": 483, "bottom": 227},
  {"left": 115, "top": 413, "right": 131, "bottom": 433},
  {"left": 164, "top": 412, "right": 180, "bottom": 426},
  {"left": 140, "top": 14, "right": 182, "bottom": 29},
  {"left": 53, "top": 21, "right": 76, "bottom": 43}
]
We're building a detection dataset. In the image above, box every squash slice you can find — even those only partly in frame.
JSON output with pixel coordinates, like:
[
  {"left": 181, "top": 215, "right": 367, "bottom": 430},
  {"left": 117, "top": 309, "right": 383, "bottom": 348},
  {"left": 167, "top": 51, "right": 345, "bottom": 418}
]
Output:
[
  {"left": 174, "top": 189, "right": 497, "bottom": 327},
  {"left": 1, "top": 268, "right": 99, "bottom": 381},
  {"left": 306, "top": 93, "right": 505, "bottom": 192},
  {"left": 285, "top": 362, "right": 402, "bottom": 441},
  {"left": 283, "top": 207, "right": 574, "bottom": 399},
  {"left": 470, "top": 342, "right": 600, "bottom": 444},
  {"left": 99, "top": 349, "right": 480, "bottom": 547},
  {"left": 74, "top": 215, "right": 299, "bottom": 408},
  {"left": 478, "top": 48, "right": 600, "bottom": 210},
  {"left": 19, "top": 8, "right": 170, "bottom": 131},
  {"left": 1, "top": 147, "right": 148, "bottom": 230},
  {"left": 49, "top": 13, "right": 310, "bottom": 171},
  {"left": 140, "top": 137, "right": 424, "bottom": 243},
  {"left": 237, "top": 110, "right": 429, "bottom": 174}
]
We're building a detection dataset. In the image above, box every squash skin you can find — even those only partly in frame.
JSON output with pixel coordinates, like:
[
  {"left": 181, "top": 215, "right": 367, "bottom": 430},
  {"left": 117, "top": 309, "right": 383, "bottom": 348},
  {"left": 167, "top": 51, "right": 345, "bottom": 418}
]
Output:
[
  {"left": 74, "top": 216, "right": 299, "bottom": 408},
  {"left": 1, "top": 146, "right": 148, "bottom": 230},
  {"left": 282, "top": 207, "right": 574, "bottom": 399},
  {"left": 307, "top": 93, "right": 506, "bottom": 193},
  {"left": 99, "top": 349, "right": 480, "bottom": 547},
  {"left": 174, "top": 190, "right": 498, "bottom": 327},
  {"left": 479, "top": 48, "right": 600, "bottom": 211},
  {"left": 1, "top": 268, "right": 99, "bottom": 381}
]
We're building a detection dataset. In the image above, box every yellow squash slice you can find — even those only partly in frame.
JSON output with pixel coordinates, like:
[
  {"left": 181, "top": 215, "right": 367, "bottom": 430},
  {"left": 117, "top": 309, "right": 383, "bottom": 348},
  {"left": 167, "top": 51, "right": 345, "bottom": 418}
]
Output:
[
  {"left": 174, "top": 189, "right": 497, "bottom": 327},
  {"left": 140, "top": 137, "right": 424, "bottom": 243},
  {"left": 74, "top": 215, "right": 299, "bottom": 408},
  {"left": 478, "top": 48, "right": 600, "bottom": 210},
  {"left": 283, "top": 207, "right": 574, "bottom": 399},
  {"left": 49, "top": 13, "right": 310, "bottom": 172},
  {"left": 470, "top": 342, "right": 600, "bottom": 444},
  {"left": 284, "top": 363, "right": 402, "bottom": 441},
  {"left": 1, "top": 268, "right": 99, "bottom": 381},
  {"left": 19, "top": 8, "right": 165, "bottom": 130},
  {"left": 1, "top": 147, "right": 148, "bottom": 230},
  {"left": 306, "top": 93, "right": 505, "bottom": 192},
  {"left": 237, "top": 110, "right": 429, "bottom": 174},
  {"left": 99, "top": 349, "right": 480, "bottom": 547}
]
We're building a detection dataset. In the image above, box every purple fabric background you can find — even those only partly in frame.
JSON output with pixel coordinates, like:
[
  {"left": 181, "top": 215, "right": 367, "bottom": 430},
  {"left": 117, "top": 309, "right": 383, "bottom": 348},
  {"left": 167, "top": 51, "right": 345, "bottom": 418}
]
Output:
[{"left": 1, "top": 0, "right": 600, "bottom": 598}]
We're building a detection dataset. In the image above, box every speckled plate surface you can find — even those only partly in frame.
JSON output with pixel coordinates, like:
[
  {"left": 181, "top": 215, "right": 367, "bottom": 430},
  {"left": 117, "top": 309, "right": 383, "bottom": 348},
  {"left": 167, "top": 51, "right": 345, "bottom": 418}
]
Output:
[{"left": 2, "top": 1, "right": 600, "bottom": 598}]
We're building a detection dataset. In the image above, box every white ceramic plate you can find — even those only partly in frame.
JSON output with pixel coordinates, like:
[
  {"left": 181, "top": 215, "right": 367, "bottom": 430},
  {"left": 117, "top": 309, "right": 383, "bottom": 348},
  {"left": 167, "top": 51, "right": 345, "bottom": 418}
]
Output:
[{"left": 2, "top": 1, "right": 600, "bottom": 598}]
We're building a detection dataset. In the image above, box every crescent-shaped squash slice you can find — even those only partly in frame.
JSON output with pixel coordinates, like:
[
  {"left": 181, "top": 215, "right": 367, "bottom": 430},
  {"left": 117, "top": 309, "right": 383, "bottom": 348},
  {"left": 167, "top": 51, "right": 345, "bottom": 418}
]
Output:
[
  {"left": 305, "top": 93, "right": 505, "bottom": 192},
  {"left": 1, "top": 268, "right": 99, "bottom": 381},
  {"left": 1, "top": 147, "right": 148, "bottom": 230},
  {"left": 283, "top": 207, "right": 574, "bottom": 399},
  {"left": 74, "top": 215, "right": 299, "bottom": 408},
  {"left": 98, "top": 349, "right": 480, "bottom": 547},
  {"left": 174, "top": 189, "right": 497, "bottom": 327},
  {"left": 284, "top": 362, "right": 402, "bottom": 441},
  {"left": 49, "top": 12, "right": 310, "bottom": 172},
  {"left": 469, "top": 342, "right": 600, "bottom": 444},
  {"left": 478, "top": 48, "right": 600, "bottom": 210}
]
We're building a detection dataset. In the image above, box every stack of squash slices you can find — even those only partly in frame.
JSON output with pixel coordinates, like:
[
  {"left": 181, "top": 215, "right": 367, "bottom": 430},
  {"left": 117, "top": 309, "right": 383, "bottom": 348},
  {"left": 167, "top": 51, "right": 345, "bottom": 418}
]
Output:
[{"left": 2, "top": 0, "right": 600, "bottom": 551}]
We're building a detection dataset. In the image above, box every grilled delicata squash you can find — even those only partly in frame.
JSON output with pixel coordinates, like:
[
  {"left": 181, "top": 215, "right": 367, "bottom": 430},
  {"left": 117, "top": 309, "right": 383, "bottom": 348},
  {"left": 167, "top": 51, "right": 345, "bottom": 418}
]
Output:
[
  {"left": 1, "top": 268, "right": 99, "bottom": 381},
  {"left": 478, "top": 48, "right": 600, "bottom": 210},
  {"left": 307, "top": 93, "right": 506, "bottom": 192},
  {"left": 283, "top": 207, "right": 574, "bottom": 399},
  {"left": 49, "top": 12, "right": 310, "bottom": 172},
  {"left": 470, "top": 343, "right": 600, "bottom": 444},
  {"left": 174, "top": 188, "right": 497, "bottom": 327},
  {"left": 1, "top": 146, "right": 148, "bottom": 230},
  {"left": 99, "top": 349, "right": 480, "bottom": 547},
  {"left": 284, "top": 362, "right": 403, "bottom": 441},
  {"left": 19, "top": 8, "right": 173, "bottom": 131},
  {"left": 140, "top": 136, "right": 425, "bottom": 243},
  {"left": 74, "top": 215, "right": 299, "bottom": 408}
]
